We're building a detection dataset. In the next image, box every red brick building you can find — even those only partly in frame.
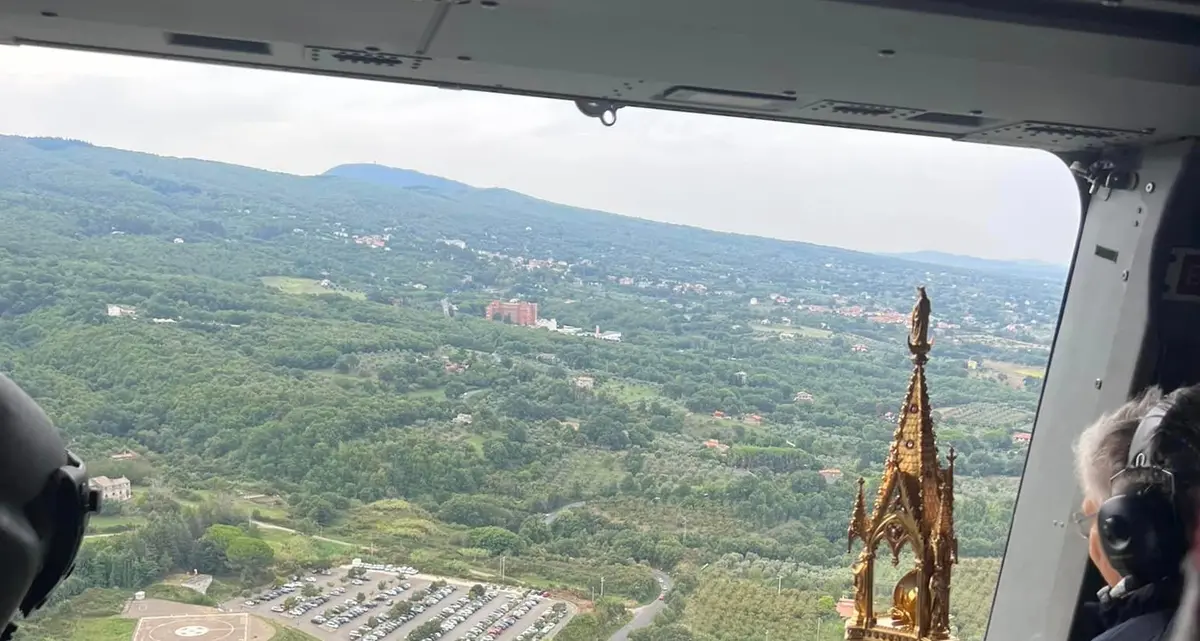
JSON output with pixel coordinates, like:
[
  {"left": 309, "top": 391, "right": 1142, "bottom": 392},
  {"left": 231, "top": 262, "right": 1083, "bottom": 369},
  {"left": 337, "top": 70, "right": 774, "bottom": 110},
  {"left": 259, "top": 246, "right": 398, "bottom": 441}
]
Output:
[{"left": 486, "top": 300, "right": 539, "bottom": 326}]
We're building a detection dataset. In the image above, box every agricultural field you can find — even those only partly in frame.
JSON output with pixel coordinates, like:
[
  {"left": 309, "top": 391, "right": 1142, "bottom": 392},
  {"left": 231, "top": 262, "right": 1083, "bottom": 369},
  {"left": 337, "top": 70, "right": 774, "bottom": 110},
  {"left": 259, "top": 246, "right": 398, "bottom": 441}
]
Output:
[
  {"left": 596, "top": 380, "right": 664, "bottom": 405},
  {"left": 986, "top": 360, "right": 1044, "bottom": 380},
  {"left": 88, "top": 514, "right": 148, "bottom": 535},
  {"left": 258, "top": 528, "right": 358, "bottom": 567},
  {"left": 750, "top": 324, "right": 834, "bottom": 339},
  {"left": 179, "top": 489, "right": 291, "bottom": 523},
  {"left": 261, "top": 276, "right": 366, "bottom": 300},
  {"left": 936, "top": 403, "right": 1033, "bottom": 430},
  {"left": 958, "top": 476, "right": 1021, "bottom": 503}
]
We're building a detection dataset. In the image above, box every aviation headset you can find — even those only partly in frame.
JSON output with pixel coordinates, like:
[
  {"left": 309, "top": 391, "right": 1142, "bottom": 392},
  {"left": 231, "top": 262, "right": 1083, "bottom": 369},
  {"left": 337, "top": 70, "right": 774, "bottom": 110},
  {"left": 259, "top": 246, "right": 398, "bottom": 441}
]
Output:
[
  {"left": 0, "top": 374, "right": 100, "bottom": 641},
  {"left": 1098, "top": 385, "right": 1200, "bottom": 587}
]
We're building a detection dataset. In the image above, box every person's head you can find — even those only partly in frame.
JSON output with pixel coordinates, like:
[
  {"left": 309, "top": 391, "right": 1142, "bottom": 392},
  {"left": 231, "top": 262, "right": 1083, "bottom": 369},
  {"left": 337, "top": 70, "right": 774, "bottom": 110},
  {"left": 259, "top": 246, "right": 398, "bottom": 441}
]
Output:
[
  {"left": 0, "top": 375, "right": 99, "bottom": 640},
  {"left": 1075, "top": 386, "right": 1166, "bottom": 587},
  {"left": 1077, "top": 384, "right": 1200, "bottom": 589}
]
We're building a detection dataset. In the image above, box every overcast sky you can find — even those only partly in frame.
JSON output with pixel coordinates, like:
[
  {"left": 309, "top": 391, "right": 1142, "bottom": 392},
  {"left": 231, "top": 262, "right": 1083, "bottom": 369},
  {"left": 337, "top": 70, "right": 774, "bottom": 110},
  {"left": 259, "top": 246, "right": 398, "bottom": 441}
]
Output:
[{"left": 0, "top": 45, "right": 1081, "bottom": 264}]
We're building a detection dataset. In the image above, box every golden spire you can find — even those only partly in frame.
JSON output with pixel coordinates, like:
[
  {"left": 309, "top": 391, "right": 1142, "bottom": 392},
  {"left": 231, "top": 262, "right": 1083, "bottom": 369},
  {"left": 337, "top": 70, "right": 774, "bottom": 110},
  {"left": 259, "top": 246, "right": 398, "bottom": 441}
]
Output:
[
  {"left": 894, "top": 286, "right": 941, "bottom": 524},
  {"left": 848, "top": 477, "right": 869, "bottom": 552},
  {"left": 845, "top": 287, "right": 957, "bottom": 641},
  {"left": 938, "top": 448, "right": 956, "bottom": 538}
]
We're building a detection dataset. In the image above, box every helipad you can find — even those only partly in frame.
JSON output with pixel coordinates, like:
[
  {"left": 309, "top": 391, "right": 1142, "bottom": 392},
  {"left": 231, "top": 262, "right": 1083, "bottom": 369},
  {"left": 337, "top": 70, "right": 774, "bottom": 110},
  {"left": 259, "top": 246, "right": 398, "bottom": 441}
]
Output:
[{"left": 132, "top": 613, "right": 248, "bottom": 641}]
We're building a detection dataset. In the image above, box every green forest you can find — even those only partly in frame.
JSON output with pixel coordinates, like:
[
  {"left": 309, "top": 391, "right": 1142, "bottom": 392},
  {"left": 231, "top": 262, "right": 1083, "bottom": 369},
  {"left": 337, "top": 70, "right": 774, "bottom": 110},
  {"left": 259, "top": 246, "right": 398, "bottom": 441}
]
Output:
[{"left": 0, "top": 135, "right": 1062, "bottom": 641}]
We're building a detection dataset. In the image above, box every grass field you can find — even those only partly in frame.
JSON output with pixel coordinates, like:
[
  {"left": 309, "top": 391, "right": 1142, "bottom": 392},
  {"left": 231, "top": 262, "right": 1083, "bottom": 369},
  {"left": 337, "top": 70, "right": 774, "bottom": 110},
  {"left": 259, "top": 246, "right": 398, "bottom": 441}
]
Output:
[
  {"left": 540, "top": 451, "right": 627, "bottom": 496},
  {"left": 399, "top": 387, "right": 447, "bottom": 401},
  {"left": 144, "top": 583, "right": 218, "bottom": 607},
  {"left": 751, "top": 324, "right": 833, "bottom": 339},
  {"left": 72, "top": 616, "right": 136, "bottom": 641},
  {"left": 957, "top": 476, "right": 1021, "bottom": 503},
  {"left": 683, "top": 411, "right": 771, "bottom": 439},
  {"left": 937, "top": 403, "right": 1032, "bottom": 428},
  {"left": 985, "top": 360, "right": 1045, "bottom": 379},
  {"left": 553, "top": 611, "right": 631, "bottom": 641},
  {"left": 15, "top": 588, "right": 133, "bottom": 641},
  {"left": 88, "top": 514, "right": 147, "bottom": 534},
  {"left": 258, "top": 527, "right": 354, "bottom": 564},
  {"left": 958, "top": 334, "right": 1053, "bottom": 352},
  {"left": 465, "top": 433, "right": 487, "bottom": 455},
  {"left": 597, "top": 380, "right": 662, "bottom": 404},
  {"left": 970, "top": 360, "right": 1045, "bottom": 390},
  {"left": 794, "top": 325, "right": 834, "bottom": 338},
  {"left": 261, "top": 276, "right": 366, "bottom": 300},
  {"left": 153, "top": 573, "right": 242, "bottom": 604},
  {"left": 182, "top": 488, "right": 290, "bottom": 523},
  {"left": 264, "top": 619, "right": 323, "bottom": 641},
  {"left": 72, "top": 588, "right": 130, "bottom": 616},
  {"left": 332, "top": 499, "right": 444, "bottom": 543}
]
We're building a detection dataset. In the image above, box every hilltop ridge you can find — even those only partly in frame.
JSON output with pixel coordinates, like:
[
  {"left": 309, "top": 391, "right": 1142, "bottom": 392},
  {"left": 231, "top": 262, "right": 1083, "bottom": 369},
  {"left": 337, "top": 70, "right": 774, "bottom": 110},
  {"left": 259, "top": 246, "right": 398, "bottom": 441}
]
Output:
[
  {"left": 887, "top": 250, "right": 1067, "bottom": 281},
  {"left": 323, "top": 160, "right": 1069, "bottom": 282},
  {"left": 323, "top": 163, "right": 476, "bottom": 193}
]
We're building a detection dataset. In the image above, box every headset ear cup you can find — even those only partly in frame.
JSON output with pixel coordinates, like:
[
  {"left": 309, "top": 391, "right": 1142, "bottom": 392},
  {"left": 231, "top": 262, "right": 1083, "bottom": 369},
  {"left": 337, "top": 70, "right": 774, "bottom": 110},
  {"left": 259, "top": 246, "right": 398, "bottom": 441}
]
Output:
[
  {"left": 20, "top": 468, "right": 95, "bottom": 616},
  {"left": 0, "top": 506, "right": 42, "bottom": 632},
  {"left": 1099, "top": 488, "right": 1187, "bottom": 583},
  {"left": 1099, "top": 494, "right": 1136, "bottom": 574}
]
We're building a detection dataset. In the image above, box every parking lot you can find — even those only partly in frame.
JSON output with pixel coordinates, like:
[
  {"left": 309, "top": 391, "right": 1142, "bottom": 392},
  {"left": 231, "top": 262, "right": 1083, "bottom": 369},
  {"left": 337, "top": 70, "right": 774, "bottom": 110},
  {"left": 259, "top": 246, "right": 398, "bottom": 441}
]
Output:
[{"left": 223, "top": 565, "right": 574, "bottom": 641}]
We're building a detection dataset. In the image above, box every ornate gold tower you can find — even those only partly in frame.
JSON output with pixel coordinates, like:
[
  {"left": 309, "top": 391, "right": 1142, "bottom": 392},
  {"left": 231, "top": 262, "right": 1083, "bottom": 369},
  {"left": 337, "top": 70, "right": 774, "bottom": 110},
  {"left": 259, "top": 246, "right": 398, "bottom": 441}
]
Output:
[{"left": 845, "top": 286, "right": 958, "bottom": 641}]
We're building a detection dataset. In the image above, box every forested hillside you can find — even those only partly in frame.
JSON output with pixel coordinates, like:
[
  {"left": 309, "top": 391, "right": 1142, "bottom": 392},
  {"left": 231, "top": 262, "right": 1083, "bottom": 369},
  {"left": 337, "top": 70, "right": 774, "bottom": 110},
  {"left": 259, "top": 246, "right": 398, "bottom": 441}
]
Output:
[{"left": 0, "top": 135, "right": 1059, "bottom": 641}]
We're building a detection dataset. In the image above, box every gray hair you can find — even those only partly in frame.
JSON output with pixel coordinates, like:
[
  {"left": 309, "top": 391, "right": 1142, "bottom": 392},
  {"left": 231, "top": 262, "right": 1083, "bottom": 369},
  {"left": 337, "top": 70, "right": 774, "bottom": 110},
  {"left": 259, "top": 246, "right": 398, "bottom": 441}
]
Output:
[{"left": 1074, "top": 386, "right": 1165, "bottom": 504}]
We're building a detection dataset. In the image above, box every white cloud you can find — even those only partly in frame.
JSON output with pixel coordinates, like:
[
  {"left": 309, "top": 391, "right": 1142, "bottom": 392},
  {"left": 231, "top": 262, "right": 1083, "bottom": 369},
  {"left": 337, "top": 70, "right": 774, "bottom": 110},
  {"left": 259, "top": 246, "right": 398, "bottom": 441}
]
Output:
[{"left": 0, "top": 44, "right": 1080, "bottom": 263}]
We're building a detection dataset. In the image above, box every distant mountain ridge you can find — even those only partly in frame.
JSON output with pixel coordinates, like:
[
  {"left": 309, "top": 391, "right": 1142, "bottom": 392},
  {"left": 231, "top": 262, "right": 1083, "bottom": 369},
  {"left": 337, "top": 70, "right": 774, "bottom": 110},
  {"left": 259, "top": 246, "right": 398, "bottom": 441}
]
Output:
[
  {"left": 326, "top": 162, "right": 1067, "bottom": 278},
  {"left": 323, "top": 163, "right": 475, "bottom": 193},
  {"left": 886, "top": 250, "right": 1067, "bottom": 281}
]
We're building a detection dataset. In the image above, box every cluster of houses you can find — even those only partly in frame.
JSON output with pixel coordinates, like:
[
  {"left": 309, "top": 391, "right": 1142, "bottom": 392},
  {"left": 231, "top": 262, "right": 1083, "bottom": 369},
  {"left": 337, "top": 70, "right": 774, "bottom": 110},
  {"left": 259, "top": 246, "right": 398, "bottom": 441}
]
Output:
[
  {"left": 710, "top": 410, "right": 764, "bottom": 425},
  {"left": 352, "top": 234, "right": 389, "bottom": 249},
  {"left": 534, "top": 318, "right": 623, "bottom": 342},
  {"left": 88, "top": 475, "right": 132, "bottom": 503}
]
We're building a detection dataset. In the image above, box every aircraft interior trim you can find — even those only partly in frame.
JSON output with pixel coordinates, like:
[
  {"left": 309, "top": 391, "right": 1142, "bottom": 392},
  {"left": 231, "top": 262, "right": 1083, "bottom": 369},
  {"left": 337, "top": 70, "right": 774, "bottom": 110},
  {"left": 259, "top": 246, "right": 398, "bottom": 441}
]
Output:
[{"left": 5, "top": 1, "right": 1200, "bottom": 639}]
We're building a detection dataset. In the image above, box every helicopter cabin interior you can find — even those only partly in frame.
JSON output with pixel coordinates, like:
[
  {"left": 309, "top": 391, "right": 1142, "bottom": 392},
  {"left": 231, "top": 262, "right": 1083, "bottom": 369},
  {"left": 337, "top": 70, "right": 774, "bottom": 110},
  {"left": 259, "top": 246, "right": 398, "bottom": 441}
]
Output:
[{"left": 4, "top": 0, "right": 1200, "bottom": 639}]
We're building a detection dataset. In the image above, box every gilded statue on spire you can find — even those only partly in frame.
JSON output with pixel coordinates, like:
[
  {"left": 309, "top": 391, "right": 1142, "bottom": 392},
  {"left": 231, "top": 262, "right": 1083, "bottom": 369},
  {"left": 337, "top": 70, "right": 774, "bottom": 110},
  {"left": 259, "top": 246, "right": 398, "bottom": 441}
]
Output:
[
  {"left": 908, "top": 286, "right": 932, "bottom": 359},
  {"left": 845, "top": 287, "right": 958, "bottom": 641}
]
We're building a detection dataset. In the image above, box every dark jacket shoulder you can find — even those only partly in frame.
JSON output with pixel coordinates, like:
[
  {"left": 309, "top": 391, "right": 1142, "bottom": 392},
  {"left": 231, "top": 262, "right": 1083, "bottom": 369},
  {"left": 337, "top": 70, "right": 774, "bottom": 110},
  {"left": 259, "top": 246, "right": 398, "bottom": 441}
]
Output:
[
  {"left": 1089, "top": 579, "right": 1178, "bottom": 641},
  {"left": 1091, "top": 610, "right": 1173, "bottom": 641}
]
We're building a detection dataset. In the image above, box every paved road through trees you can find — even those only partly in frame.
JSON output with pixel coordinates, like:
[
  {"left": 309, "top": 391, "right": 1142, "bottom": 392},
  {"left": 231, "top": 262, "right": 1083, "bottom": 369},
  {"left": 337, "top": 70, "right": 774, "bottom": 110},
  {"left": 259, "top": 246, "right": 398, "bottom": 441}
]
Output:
[{"left": 608, "top": 570, "right": 672, "bottom": 641}]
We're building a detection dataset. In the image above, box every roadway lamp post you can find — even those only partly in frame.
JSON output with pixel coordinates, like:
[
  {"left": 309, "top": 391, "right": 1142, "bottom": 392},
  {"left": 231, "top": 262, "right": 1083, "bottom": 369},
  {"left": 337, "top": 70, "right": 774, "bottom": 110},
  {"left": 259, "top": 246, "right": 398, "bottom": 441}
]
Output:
[{"left": 600, "top": 576, "right": 605, "bottom": 598}]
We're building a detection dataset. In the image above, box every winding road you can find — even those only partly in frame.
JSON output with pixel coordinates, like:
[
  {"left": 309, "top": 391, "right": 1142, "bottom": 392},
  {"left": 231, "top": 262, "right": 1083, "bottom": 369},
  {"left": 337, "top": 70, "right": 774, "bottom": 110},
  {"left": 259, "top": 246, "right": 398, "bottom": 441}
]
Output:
[{"left": 608, "top": 570, "right": 673, "bottom": 641}]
